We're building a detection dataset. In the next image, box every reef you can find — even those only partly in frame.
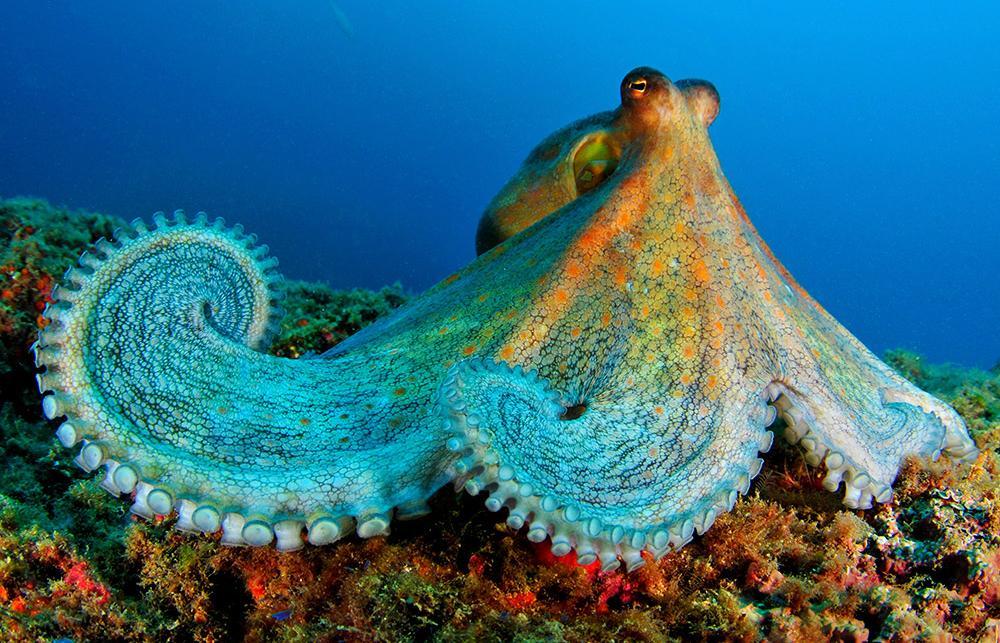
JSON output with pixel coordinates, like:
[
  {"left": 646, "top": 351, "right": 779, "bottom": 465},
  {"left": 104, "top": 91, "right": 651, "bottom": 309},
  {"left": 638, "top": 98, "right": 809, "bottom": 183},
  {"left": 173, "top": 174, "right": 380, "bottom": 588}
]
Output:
[{"left": 1, "top": 197, "right": 997, "bottom": 641}]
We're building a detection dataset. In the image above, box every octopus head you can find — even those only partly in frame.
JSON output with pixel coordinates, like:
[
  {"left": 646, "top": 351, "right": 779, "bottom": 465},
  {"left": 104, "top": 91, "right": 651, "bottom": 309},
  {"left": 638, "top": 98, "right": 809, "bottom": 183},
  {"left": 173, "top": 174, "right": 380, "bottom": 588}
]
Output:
[
  {"left": 621, "top": 67, "right": 720, "bottom": 132},
  {"left": 475, "top": 66, "right": 720, "bottom": 254}
]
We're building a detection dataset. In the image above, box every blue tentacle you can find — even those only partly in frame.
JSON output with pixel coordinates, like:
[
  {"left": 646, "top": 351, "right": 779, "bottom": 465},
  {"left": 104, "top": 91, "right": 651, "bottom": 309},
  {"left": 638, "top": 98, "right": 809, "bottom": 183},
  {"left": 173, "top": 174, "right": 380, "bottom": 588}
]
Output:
[{"left": 35, "top": 211, "right": 454, "bottom": 550}]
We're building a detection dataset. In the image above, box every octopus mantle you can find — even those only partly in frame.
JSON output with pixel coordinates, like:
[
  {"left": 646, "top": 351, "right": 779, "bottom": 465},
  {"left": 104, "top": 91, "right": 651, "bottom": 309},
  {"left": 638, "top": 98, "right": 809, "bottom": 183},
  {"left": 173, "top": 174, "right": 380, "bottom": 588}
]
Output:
[{"left": 34, "top": 68, "right": 977, "bottom": 572}]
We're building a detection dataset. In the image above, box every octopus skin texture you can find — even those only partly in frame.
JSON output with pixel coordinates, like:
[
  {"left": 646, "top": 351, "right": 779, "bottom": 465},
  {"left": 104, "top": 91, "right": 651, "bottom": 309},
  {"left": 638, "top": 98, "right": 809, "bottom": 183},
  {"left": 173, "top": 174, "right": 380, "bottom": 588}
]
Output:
[{"left": 34, "top": 67, "right": 978, "bottom": 572}]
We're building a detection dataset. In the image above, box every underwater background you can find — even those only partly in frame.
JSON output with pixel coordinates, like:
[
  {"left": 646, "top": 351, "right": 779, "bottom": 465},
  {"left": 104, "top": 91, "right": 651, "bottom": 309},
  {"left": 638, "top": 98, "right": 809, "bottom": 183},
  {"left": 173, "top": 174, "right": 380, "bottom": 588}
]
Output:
[
  {"left": 0, "top": 1, "right": 997, "bottom": 367},
  {"left": 1, "top": 4, "right": 1000, "bottom": 641}
]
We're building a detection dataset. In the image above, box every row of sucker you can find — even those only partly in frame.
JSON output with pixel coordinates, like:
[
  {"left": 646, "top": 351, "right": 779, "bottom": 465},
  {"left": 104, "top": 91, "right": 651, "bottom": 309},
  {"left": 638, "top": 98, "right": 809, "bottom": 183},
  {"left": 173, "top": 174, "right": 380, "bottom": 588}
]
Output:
[
  {"left": 438, "top": 358, "right": 780, "bottom": 572},
  {"left": 33, "top": 211, "right": 427, "bottom": 551},
  {"left": 770, "top": 383, "right": 977, "bottom": 509},
  {"left": 771, "top": 386, "right": 899, "bottom": 509}
]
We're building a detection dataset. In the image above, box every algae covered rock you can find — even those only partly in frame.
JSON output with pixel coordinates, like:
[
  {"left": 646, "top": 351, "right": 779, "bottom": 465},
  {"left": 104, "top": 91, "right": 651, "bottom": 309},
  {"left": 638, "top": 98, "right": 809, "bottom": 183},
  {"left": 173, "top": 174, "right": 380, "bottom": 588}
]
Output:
[
  {"left": 271, "top": 281, "right": 407, "bottom": 359},
  {"left": 0, "top": 198, "right": 126, "bottom": 406},
  {"left": 0, "top": 197, "right": 997, "bottom": 641}
]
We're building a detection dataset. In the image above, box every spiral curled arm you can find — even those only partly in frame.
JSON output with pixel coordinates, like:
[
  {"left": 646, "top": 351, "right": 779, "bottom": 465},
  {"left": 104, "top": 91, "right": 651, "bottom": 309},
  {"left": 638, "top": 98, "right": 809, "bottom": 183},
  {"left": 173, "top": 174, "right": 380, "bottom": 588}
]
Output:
[{"left": 34, "top": 211, "right": 453, "bottom": 550}]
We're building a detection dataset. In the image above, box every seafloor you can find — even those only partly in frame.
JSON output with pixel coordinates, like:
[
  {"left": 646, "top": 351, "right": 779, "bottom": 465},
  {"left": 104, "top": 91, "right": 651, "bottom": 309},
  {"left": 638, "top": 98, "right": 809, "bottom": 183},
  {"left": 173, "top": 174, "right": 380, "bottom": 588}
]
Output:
[{"left": 0, "top": 197, "right": 997, "bottom": 642}]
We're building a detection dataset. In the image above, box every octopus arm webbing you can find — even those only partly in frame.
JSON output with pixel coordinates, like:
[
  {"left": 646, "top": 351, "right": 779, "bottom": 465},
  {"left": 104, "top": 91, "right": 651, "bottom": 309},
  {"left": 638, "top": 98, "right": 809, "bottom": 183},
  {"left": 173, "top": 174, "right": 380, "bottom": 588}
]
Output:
[
  {"left": 439, "top": 358, "right": 779, "bottom": 572},
  {"left": 34, "top": 211, "right": 452, "bottom": 551},
  {"left": 764, "top": 292, "right": 979, "bottom": 508}
]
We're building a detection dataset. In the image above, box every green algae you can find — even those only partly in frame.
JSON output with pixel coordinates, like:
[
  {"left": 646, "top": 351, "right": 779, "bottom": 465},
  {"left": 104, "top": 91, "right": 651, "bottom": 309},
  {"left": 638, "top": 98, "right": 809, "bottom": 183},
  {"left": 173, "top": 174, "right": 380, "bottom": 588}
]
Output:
[
  {"left": 271, "top": 280, "right": 407, "bottom": 358},
  {"left": 1, "top": 197, "right": 998, "bottom": 641}
]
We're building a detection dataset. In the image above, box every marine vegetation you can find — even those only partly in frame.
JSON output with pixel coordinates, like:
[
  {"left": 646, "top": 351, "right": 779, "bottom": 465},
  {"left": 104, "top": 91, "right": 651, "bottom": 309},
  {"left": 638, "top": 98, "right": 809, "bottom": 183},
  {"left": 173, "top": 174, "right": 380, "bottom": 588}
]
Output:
[{"left": 0, "top": 197, "right": 997, "bottom": 640}]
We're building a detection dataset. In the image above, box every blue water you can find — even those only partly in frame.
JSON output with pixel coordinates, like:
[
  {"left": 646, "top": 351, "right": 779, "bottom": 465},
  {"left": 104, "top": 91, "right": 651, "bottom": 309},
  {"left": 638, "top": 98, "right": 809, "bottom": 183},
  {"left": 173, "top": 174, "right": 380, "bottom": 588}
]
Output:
[{"left": 1, "top": 2, "right": 997, "bottom": 367}]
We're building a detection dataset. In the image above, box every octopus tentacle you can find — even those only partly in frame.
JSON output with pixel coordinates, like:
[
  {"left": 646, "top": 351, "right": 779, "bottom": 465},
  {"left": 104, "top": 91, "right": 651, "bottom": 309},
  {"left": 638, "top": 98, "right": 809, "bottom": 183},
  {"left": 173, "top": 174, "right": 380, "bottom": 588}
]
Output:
[
  {"left": 440, "top": 358, "right": 779, "bottom": 571},
  {"left": 751, "top": 231, "right": 979, "bottom": 506},
  {"left": 767, "top": 373, "right": 976, "bottom": 510},
  {"left": 34, "top": 210, "right": 454, "bottom": 550}
]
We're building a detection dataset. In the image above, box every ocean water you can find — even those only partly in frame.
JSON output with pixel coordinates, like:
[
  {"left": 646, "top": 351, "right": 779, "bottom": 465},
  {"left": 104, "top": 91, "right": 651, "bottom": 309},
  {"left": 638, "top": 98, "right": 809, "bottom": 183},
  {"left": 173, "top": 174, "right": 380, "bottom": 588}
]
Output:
[{"left": 0, "top": 2, "right": 996, "bottom": 367}]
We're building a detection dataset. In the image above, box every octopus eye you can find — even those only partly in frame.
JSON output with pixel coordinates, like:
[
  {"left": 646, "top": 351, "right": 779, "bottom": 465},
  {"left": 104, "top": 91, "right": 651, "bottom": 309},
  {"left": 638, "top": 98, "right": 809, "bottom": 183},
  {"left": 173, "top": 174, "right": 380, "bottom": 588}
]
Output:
[
  {"left": 627, "top": 78, "right": 648, "bottom": 95},
  {"left": 572, "top": 133, "right": 620, "bottom": 196}
]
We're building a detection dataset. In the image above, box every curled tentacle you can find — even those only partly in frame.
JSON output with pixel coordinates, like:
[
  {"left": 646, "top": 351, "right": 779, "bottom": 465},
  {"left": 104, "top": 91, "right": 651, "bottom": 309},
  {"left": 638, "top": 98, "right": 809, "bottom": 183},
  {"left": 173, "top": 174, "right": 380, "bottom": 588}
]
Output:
[
  {"left": 440, "top": 358, "right": 779, "bottom": 572},
  {"left": 35, "top": 210, "right": 455, "bottom": 550}
]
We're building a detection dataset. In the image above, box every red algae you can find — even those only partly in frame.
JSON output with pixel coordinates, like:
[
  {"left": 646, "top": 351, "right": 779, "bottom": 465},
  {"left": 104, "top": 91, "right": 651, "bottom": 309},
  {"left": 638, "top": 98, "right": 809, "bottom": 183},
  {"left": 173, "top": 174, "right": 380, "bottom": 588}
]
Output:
[
  {"left": 504, "top": 590, "right": 537, "bottom": 611},
  {"left": 61, "top": 562, "right": 111, "bottom": 605}
]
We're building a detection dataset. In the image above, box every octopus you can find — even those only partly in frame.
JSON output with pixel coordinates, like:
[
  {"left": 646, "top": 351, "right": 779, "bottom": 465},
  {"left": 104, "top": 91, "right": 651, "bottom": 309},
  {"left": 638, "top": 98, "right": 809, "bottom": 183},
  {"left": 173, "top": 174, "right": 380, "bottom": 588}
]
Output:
[{"left": 34, "top": 67, "right": 977, "bottom": 572}]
